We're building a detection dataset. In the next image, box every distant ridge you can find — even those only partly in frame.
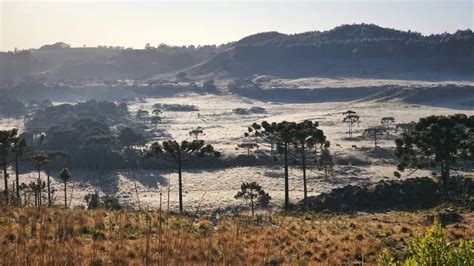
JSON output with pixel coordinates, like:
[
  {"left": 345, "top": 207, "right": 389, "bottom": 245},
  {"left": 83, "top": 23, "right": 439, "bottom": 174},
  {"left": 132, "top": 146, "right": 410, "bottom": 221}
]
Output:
[
  {"left": 185, "top": 24, "right": 473, "bottom": 78},
  {"left": 1, "top": 24, "right": 473, "bottom": 82}
]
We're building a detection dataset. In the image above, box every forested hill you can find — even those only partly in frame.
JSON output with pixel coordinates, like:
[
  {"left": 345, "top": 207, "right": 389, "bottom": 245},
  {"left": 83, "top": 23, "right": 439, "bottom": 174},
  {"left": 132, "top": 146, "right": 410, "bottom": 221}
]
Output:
[
  {"left": 191, "top": 24, "right": 474, "bottom": 78},
  {"left": 1, "top": 24, "right": 473, "bottom": 82}
]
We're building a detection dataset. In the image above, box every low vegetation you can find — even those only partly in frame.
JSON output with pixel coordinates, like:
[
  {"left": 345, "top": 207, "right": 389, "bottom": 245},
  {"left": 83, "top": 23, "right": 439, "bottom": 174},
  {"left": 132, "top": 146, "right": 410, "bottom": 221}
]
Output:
[{"left": 0, "top": 207, "right": 471, "bottom": 265}]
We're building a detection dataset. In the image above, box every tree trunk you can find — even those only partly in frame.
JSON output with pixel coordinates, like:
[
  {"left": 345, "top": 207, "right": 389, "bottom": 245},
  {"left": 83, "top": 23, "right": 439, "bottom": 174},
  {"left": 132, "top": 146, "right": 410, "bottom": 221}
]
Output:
[
  {"left": 34, "top": 190, "right": 38, "bottom": 208},
  {"left": 3, "top": 164, "right": 8, "bottom": 206},
  {"left": 374, "top": 131, "right": 377, "bottom": 147},
  {"left": 250, "top": 195, "right": 254, "bottom": 217},
  {"left": 47, "top": 169, "right": 51, "bottom": 207},
  {"left": 37, "top": 169, "right": 41, "bottom": 207},
  {"left": 284, "top": 142, "right": 289, "bottom": 210},
  {"left": 349, "top": 122, "right": 352, "bottom": 139},
  {"left": 302, "top": 143, "right": 307, "bottom": 206},
  {"left": 64, "top": 181, "right": 67, "bottom": 209},
  {"left": 15, "top": 156, "right": 20, "bottom": 206},
  {"left": 178, "top": 153, "right": 183, "bottom": 213},
  {"left": 441, "top": 162, "right": 450, "bottom": 199},
  {"left": 271, "top": 142, "right": 275, "bottom": 162}
]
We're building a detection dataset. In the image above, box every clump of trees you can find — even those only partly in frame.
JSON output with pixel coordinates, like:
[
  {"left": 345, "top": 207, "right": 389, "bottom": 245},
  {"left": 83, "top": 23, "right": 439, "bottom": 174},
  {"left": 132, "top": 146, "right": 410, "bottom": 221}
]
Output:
[
  {"left": 246, "top": 120, "right": 328, "bottom": 209},
  {"left": 0, "top": 129, "right": 21, "bottom": 204},
  {"left": 395, "top": 114, "right": 473, "bottom": 197},
  {"left": 152, "top": 103, "right": 198, "bottom": 112}
]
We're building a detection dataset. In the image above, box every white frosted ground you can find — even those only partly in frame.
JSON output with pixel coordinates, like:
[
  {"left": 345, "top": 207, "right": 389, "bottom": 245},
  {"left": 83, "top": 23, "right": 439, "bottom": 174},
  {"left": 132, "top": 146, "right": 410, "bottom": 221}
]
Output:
[{"left": 6, "top": 93, "right": 474, "bottom": 213}]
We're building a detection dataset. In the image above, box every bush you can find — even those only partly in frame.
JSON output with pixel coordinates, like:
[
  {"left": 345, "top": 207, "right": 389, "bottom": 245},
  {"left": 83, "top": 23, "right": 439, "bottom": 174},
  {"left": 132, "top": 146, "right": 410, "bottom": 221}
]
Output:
[
  {"left": 304, "top": 176, "right": 472, "bottom": 212},
  {"left": 335, "top": 155, "right": 371, "bottom": 166},
  {"left": 378, "top": 219, "right": 474, "bottom": 265},
  {"left": 85, "top": 193, "right": 122, "bottom": 210}
]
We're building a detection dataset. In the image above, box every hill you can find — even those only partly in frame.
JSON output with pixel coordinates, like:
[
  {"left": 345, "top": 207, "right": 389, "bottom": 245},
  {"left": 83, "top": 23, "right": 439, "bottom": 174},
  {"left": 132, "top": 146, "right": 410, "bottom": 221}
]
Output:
[
  {"left": 190, "top": 24, "right": 474, "bottom": 78},
  {"left": 1, "top": 24, "right": 473, "bottom": 83}
]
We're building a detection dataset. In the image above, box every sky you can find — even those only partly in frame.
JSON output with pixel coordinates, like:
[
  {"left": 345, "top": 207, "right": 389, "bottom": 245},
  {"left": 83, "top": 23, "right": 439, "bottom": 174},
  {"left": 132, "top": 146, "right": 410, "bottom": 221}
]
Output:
[{"left": 1, "top": 0, "right": 473, "bottom": 51}]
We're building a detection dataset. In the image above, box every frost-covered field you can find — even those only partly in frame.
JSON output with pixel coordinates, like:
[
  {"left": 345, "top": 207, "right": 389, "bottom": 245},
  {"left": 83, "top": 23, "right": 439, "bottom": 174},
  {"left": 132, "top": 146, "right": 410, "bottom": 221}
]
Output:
[{"left": 8, "top": 93, "right": 474, "bottom": 213}]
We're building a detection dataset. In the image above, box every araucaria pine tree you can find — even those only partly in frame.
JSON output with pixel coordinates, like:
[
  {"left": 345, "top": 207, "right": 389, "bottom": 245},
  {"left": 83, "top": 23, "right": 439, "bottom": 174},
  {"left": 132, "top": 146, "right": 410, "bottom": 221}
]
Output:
[
  {"left": 342, "top": 110, "right": 360, "bottom": 140},
  {"left": 235, "top": 181, "right": 271, "bottom": 216},
  {"left": 246, "top": 121, "right": 296, "bottom": 210},
  {"left": 59, "top": 168, "right": 71, "bottom": 208},
  {"left": 148, "top": 139, "right": 220, "bottom": 213},
  {"left": 292, "top": 120, "right": 326, "bottom": 206}
]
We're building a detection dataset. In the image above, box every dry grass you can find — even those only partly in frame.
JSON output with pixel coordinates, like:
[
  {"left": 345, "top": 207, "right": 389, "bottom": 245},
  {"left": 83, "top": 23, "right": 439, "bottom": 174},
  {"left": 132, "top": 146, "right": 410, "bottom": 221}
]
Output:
[{"left": 0, "top": 208, "right": 472, "bottom": 265}]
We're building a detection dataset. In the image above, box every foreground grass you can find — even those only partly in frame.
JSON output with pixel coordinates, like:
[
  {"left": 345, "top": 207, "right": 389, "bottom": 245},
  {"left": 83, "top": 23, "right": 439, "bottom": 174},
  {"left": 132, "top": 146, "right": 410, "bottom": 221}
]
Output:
[{"left": 0, "top": 208, "right": 472, "bottom": 265}]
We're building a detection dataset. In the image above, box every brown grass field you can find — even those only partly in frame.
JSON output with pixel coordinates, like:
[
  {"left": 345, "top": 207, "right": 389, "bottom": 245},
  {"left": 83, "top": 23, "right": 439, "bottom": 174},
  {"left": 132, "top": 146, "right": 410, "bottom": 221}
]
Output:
[{"left": 0, "top": 207, "right": 472, "bottom": 265}]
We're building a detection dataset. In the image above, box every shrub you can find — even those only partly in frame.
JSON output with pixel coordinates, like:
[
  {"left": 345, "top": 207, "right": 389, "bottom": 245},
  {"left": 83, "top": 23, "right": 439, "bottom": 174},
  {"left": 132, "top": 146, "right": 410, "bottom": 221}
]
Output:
[
  {"left": 378, "top": 219, "right": 474, "bottom": 265},
  {"left": 85, "top": 193, "right": 122, "bottom": 210}
]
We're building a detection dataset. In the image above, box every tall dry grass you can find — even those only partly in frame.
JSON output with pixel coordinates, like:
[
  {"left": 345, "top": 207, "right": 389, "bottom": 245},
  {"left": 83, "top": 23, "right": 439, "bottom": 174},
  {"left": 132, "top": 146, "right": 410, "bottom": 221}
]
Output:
[{"left": 0, "top": 208, "right": 472, "bottom": 265}]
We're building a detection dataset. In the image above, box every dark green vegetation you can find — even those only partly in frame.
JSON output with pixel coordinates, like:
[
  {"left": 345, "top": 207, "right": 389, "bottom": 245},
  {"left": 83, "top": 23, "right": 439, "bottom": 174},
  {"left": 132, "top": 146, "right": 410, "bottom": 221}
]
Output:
[
  {"left": 193, "top": 24, "right": 474, "bottom": 77},
  {"left": 234, "top": 181, "right": 271, "bottom": 216},
  {"left": 395, "top": 114, "right": 473, "bottom": 192},
  {"left": 305, "top": 176, "right": 472, "bottom": 212},
  {"left": 2, "top": 24, "right": 473, "bottom": 84}
]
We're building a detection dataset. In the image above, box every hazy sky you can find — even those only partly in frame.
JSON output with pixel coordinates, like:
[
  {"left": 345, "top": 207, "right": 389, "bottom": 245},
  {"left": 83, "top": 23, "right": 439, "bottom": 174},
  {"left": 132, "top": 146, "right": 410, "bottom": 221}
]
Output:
[{"left": 1, "top": 0, "right": 472, "bottom": 51}]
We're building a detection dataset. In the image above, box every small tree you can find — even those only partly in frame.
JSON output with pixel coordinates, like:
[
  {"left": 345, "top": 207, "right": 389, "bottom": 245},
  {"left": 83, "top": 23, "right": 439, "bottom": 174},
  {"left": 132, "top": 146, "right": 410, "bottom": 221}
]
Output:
[
  {"left": 395, "top": 114, "right": 473, "bottom": 197},
  {"left": 136, "top": 109, "right": 149, "bottom": 120},
  {"left": 151, "top": 116, "right": 162, "bottom": 129},
  {"left": 234, "top": 182, "right": 271, "bottom": 216},
  {"left": 318, "top": 142, "right": 334, "bottom": 179},
  {"left": 381, "top": 116, "right": 395, "bottom": 139},
  {"left": 148, "top": 140, "right": 220, "bottom": 213},
  {"left": 30, "top": 152, "right": 50, "bottom": 207},
  {"left": 188, "top": 127, "right": 204, "bottom": 140},
  {"left": 364, "top": 126, "right": 385, "bottom": 148},
  {"left": 237, "top": 142, "right": 259, "bottom": 156},
  {"left": 342, "top": 110, "right": 360, "bottom": 140},
  {"left": 59, "top": 168, "right": 71, "bottom": 208}
]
